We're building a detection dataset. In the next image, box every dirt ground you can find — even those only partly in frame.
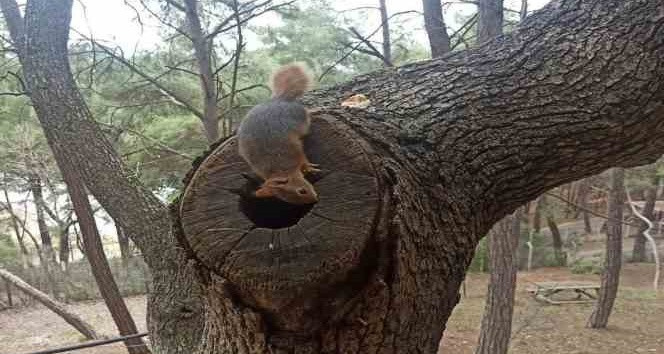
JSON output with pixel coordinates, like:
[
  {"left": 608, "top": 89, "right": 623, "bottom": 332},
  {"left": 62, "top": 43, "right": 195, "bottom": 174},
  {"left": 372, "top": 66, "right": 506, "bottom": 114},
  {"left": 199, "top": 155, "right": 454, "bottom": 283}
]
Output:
[
  {"left": 1, "top": 264, "right": 662, "bottom": 354},
  {"left": 439, "top": 263, "right": 664, "bottom": 354}
]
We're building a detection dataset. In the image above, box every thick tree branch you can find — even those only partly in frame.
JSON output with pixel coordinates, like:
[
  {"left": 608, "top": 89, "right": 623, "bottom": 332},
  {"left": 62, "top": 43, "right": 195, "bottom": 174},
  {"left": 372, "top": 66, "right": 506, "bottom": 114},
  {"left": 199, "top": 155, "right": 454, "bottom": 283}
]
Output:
[{"left": 308, "top": 0, "right": 664, "bottom": 233}]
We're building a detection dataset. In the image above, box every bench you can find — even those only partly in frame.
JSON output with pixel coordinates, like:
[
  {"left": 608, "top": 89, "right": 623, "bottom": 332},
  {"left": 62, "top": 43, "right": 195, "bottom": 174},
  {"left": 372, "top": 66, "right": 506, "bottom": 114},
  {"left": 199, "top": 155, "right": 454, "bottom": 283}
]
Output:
[{"left": 526, "top": 281, "right": 600, "bottom": 304}]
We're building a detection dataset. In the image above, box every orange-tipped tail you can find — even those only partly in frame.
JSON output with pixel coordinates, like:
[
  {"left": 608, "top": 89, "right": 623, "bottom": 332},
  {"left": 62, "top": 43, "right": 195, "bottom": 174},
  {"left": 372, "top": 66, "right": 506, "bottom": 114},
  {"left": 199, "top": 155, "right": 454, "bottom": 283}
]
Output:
[{"left": 270, "top": 62, "right": 312, "bottom": 101}]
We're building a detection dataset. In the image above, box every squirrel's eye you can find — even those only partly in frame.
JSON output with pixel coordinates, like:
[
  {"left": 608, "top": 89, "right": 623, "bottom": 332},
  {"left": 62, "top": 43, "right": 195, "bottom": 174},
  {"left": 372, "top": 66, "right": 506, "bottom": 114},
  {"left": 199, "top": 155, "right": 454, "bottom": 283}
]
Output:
[{"left": 275, "top": 179, "right": 289, "bottom": 185}]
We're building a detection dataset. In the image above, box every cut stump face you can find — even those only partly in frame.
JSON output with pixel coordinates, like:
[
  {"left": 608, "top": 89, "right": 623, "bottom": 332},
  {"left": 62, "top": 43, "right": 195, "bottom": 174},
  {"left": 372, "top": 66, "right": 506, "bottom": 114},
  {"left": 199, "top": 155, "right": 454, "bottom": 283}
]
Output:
[{"left": 179, "top": 115, "right": 380, "bottom": 332}]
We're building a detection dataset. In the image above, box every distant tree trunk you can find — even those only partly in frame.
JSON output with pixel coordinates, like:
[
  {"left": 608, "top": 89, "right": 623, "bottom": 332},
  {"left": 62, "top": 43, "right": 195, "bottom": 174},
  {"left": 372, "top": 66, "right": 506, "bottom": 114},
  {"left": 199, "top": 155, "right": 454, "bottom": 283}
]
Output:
[
  {"left": 520, "top": 0, "right": 528, "bottom": 20},
  {"left": 4, "top": 279, "right": 12, "bottom": 307},
  {"left": 575, "top": 178, "right": 594, "bottom": 233},
  {"left": 378, "top": 0, "right": 392, "bottom": 66},
  {"left": 62, "top": 167, "right": 150, "bottom": 354},
  {"left": 583, "top": 210, "right": 593, "bottom": 234},
  {"left": 547, "top": 215, "right": 566, "bottom": 266},
  {"left": 476, "top": 209, "right": 520, "bottom": 354},
  {"left": 478, "top": 0, "right": 503, "bottom": 42},
  {"left": 116, "top": 223, "right": 131, "bottom": 272},
  {"left": 29, "top": 174, "right": 60, "bottom": 298},
  {"left": 533, "top": 197, "right": 542, "bottom": 233},
  {"left": 0, "top": 267, "right": 99, "bottom": 339},
  {"left": 632, "top": 171, "right": 657, "bottom": 262},
  {"left": 59, "top": 225, "right": 70, "bottom": 271},
  {"left": 182, "top": 0, "right": 219, "bottom": 143},
  {"left": 588, "top": 168, "right": 624, "bottom": 328},
  {"left": 422, "top": 0, "right": 451, "bottom": 58}
]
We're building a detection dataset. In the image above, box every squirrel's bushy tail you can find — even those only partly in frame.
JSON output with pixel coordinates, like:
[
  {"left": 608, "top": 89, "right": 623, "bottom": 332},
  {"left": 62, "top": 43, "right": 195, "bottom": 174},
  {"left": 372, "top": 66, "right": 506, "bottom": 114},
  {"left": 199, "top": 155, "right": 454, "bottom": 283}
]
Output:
[{"left": 270, "top": 62, "right": 312, "bottom": 101}]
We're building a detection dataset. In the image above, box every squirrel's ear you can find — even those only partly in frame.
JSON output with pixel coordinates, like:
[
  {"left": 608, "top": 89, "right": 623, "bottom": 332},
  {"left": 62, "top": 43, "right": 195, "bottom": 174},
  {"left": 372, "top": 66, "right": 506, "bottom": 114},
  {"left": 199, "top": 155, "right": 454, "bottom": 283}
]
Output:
[{"left": 254, "top": 186, "right": 275, "bottom": 198}]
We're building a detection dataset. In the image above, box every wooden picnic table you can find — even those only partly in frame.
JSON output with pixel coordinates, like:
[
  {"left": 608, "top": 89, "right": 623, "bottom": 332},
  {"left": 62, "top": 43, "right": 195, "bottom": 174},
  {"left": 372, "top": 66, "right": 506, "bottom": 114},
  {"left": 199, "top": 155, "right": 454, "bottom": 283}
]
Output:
[{"left": 526, "top": 281, "right": 600, "bottom": 304}]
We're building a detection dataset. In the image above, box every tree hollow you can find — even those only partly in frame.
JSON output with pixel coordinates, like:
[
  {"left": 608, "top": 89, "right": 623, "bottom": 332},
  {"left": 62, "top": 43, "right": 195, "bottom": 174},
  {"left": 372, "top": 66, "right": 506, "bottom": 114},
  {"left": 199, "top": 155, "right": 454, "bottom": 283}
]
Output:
[{"left": 179, "top": 114, "right": 381, "bottom": 331}]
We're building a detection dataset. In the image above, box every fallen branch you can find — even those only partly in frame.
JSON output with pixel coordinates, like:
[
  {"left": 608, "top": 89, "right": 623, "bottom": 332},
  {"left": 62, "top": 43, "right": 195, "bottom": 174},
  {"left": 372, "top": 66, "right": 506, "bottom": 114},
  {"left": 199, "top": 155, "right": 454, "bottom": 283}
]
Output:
[{"left": 0, "top": 268, "right": 100, "bottom": 339}]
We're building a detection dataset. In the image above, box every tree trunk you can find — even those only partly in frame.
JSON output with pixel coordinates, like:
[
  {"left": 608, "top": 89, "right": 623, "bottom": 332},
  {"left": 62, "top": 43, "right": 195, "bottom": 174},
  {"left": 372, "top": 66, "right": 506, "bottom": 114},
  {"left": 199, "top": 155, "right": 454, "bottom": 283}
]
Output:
[
  {"left": 183, "top": 0, "right": 219, "bottom": 143},
  {"left": 59, "top": 225, "right": 71, "bottom": 271},
  {"left": 378, "top": 0, "right": 392, "bottom": 66},
  {"left": 422, "top": 0, "right": 451, "bottom": 58},
  {"left": 477, "top": 0, "right": 503, "bottom": 43},
  {"left": 0, "top": 267, "right": 99, "bottom": 339},
  {"left": 4, "top": 0, "right": 664, "bottom": 353},
  {"left": 533, "top": 196, "right": 542, "bottom": 233},
  {"left": 29, "top": 174, "right": 60, "bottom": 298},
  {"left": 576, "top": 178, "right": 594, "bottom": 233},
  {"left": 4, "top": 279, "right": 12, "bottom": 307},
  {"left": 116, "top": 223, "right": 131, "bottom": 272},
  {"left": 475, "top": 209, "right": 520, "bottom": 354},
  {"left": 583, "top": 210, "right": 593, "bottom": 234},
  {"left": 61, "top": 167, "right": 150, "bottom": 354},
  {"left": 546, "top": 215, "right": 566, "bottom": 266},
  {"left": 588, "top": 168, "right": 624, "bottom": 328},
  {"left": 632, "top": 170, "right": 657, "bottom": 262}
]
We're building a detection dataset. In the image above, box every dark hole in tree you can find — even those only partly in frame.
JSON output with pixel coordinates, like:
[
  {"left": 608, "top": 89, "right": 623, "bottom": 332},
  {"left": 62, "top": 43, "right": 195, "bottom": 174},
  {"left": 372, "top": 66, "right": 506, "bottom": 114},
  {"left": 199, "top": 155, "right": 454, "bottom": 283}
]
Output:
[{"left": 237, "top": 172, "right": 321, "bottom": 229}]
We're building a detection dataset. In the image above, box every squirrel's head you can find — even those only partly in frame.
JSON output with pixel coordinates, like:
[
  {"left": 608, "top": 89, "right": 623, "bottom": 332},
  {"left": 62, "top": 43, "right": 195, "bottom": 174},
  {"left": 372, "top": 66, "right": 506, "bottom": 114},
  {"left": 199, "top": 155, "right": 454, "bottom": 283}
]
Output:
[{"left": 255, "top": 173, "right": 318, "bottom": 205}]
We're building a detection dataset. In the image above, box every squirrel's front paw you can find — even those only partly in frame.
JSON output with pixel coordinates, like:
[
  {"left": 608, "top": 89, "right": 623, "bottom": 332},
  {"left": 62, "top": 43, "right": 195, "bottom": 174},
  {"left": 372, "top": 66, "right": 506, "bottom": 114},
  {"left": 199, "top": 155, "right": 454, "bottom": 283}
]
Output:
[{"left": 302, "top": 162, "right": 321, "bottom": 174}]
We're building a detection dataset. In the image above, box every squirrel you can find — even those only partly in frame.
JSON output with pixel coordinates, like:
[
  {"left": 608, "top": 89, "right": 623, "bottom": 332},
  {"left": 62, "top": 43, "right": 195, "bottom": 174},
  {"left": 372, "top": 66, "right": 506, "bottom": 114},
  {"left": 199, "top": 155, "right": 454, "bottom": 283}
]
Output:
[{"left": 237, "top": 63, "right": 320, "bottom": 205}]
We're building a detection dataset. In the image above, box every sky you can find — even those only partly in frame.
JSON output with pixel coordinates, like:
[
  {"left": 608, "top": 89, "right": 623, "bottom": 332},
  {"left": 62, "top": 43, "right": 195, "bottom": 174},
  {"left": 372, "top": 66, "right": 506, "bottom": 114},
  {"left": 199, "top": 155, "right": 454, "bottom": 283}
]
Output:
[{"left": 70, "top": 0, "right": 552, "bottom": 54}]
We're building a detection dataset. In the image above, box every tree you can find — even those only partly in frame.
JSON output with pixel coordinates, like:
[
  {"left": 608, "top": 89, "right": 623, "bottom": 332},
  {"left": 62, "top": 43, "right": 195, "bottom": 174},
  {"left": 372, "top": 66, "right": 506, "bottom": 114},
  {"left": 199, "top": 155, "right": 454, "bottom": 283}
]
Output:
[
  {"left": 587, "top": 168, "right": 624, "bottom": 328},
  {"left": 632, "top": 166, "right": 658, "bottom": 262},
  {"left": 3, "top": 0, "right": 664, "bottom": 353},
  {"left": 474, "top": 2, "right": 520, "bottom": 352},
  {"left": 475, "top": 209, "right": 520, "bottom": 354},
  {"left": 64, "top": 167, "right": 150, "bottom": 354},
  {"left": 477, "top": 0, "right": 503, "bottom": 43},
  {"left": 422, "top": 0, "right": 451, "bottom": 58}
]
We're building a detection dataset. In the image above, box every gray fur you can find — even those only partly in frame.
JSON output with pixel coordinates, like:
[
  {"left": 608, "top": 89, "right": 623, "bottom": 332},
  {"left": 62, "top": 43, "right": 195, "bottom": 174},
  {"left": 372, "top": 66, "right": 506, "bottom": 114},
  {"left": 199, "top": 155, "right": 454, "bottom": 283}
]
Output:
[{"left": 238, "top": 98, "right": 309, "bottom": 177}]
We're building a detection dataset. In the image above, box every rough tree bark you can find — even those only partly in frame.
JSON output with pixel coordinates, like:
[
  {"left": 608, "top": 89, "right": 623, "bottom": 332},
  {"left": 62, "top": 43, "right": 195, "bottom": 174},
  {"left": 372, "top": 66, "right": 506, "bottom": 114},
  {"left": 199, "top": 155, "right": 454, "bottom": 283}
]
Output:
[
  {"left": 632, "top": 168, "right": 658, "bottom": 262},
  {"left": 588, "top": 168, "right": 624, "bottom": 328},
  {"left": 422, "top": 0, "right": 451, "bottom": 58},
  {"left": 0, "top": 267, "right": 99, "bottom": 339},
  {"left": 62, "top": 166, "right": 150, "bottom": 354},
  {"left": 3, "top": 0, "right": 664, "bottom": 353},
  {"left": 475, "top": 209, "right": 520, "bottom": 354},
  {"left": 0, "top": 1, "right": 204, "bottom": 353}
]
